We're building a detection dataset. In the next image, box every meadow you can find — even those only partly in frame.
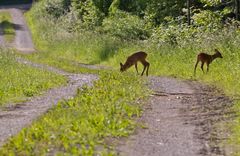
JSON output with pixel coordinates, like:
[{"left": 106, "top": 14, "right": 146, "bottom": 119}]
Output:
[
  {"left": 1, "top": 0, "right": 240, "bottom": 155},
  {"left": 21, "top": 5, "right": 240, "bottom": 154}
]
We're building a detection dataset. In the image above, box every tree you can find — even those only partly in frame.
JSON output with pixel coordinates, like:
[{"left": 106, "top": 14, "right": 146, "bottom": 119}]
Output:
[
  {"left": 187, "top": 0, "right": 191, "bottom": 25},
  {"left": 235, "top": 0, "right": 240, "bottom": 20}
]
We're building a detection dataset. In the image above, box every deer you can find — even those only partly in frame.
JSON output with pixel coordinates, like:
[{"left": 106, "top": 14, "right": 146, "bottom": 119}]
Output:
[
  {"left": 120, "top": 51, "right": 150, "bottom": 76},
  {"left": 194, "top": 49, "right": 223, "bottom": 76}
]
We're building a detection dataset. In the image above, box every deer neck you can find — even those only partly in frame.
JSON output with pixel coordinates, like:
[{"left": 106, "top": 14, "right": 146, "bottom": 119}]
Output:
[
  {"left": 211, "top": 54, "right": 219, "bottom": 62},
  {"left": 123, "top": 62, "right": 131, "bottom": 69}
]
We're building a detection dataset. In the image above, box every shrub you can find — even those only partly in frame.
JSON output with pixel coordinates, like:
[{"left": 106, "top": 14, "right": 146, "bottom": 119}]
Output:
[
  {"left": 102, "top": 11, "right": 149, "bottom": 40},
  {"left": 44, "top": 0, "right": 71, "bottom": 19}
]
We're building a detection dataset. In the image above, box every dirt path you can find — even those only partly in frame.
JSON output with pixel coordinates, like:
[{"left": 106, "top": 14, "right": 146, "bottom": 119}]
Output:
[
  {"left": 0, "top": 4, "right": 34, "bottom": 52},
  {"left": 0, "top": 4, "right": 100, "bottom": 148},
  {"left": 117, "top": 77, "right": 233, "bottom": 156},
  {"left": 0, "top": 58, "right": 98, "bottom": 147},
  {"left": 0, "top": 3, "right": 234, "bottom": 155}
]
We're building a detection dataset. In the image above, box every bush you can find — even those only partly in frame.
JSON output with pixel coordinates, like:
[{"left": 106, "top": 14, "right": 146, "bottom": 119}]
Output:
[
  {"left": 192, "top": 10, "right": 222, "bottom": 31},
  {"left": 44, "top": 0, "right": 71, "bottom": 19},
  {"left": 67, "top": 0, "right": 104, "bottom": 30},
  {"left": 102, "top": 11, "right": 149, "bottom": 40}
]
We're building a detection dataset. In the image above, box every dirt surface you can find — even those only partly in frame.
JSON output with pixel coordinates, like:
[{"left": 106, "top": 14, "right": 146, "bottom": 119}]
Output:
[
  {"left": 0, "top": 4, "right": 34, "bottom": 52},
  {"left": 0, "top": 58, "right": 98, "bottom": 147},
  {"left": 117, "top": 77, "right": 233, "bottom": 156}
]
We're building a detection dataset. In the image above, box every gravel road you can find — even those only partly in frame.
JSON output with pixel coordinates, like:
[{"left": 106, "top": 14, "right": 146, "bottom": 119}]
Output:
[
  {"left": 0, "top": 4, "right": 34, "bottom": 52},
  {"left": 117, "top": 77, "right": 233, "bottom": 156}
]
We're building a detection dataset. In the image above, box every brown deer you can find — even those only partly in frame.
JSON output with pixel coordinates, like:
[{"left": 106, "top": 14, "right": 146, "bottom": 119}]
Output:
[
  {"left": 194, "top": 49, "right": 223, "bottom": 75},
  {"left": 120, "top": 51, "right": 150, "bottom": 76}
]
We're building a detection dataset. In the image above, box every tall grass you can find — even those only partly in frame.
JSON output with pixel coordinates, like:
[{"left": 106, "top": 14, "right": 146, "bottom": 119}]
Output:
[{"left": 0, "top": 48, "right": 66, "bottom": 105}]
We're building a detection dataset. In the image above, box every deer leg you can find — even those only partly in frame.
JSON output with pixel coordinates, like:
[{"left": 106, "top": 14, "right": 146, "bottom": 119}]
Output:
[
  {"left": 201, "top": 62, "right": 204, "bottom": 73},
  {"left": 145, "top": 62, "right": 150, "bottom": 76},
  {"left": 140, "top": 61, "right": 149, "bottom": 76},
  {"left": 194, "top": 60, "right": 199, "bottom": 76},
  {"left": 135, "top": 63, "right": 139, "bottom": 74},
  {"left": 141, "top": 65, "right": 146, "bottom": 76},
  {"left": 207, "top": 63, "right": 209, "bottom": 73}
]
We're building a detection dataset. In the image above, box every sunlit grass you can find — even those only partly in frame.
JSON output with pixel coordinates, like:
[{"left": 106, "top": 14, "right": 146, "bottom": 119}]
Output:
[
  {"left": 0, "top": 48, "right": 66, "bottom": 105},
  {"left": 0, "top": 72, "right": 149, "bottom": 155}
]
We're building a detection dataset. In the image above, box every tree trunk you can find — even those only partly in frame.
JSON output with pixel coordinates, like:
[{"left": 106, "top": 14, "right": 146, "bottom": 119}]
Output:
[
  {"left": 236, "top": 0, "right": 240, "bottom": 20},
  {"left": 187, "top": 0, "right": 191, "bottom": 25}
]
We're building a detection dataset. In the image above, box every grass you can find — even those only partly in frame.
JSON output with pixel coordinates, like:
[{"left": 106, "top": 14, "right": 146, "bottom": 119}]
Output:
[
  {"left": 0, "top": 72, "right": 149, "bottom": 155},
  {"left": 0, "top": 11, "right": 15, "bottom": 43},
  {"left": 22, "top": 7, "right": 121, "bottom": 73},
  {"left": 0, "top": 48, "right": 66, "bottom": 105},
  {"left": 1, "top": 1, "right": 240, "bottom": 155}
]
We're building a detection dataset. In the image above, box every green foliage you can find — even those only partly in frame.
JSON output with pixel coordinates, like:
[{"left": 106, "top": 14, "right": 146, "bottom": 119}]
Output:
[
  {"left": 102, "top": 11, "right": 149, "bottom": 40},
  {"left": 0, "top": 48, "right": 66, "bottom": 105},
  {"left": 192, "top": 10, "right": 222, "bottom": 29},
  {"left": 0, "top": 72, "right": 149, "bottom": 155},
  {"left": 200, "top": 0, "right": 222, "bottom": 6},
  {"left": 70, "top": 0, "right": 104, "bottom": 30},
  {"left": 92, "top": 0, "right": 113, "bottom": 16},
  {"left": 108, "top": 0, "right": 120, "bottom": 15},
  {"left": 119, "top": 0, "right": 147, "bottom": 15},
  {"left": 144, "top": 0, "right": 185, "bottom": 25},
  {"left": 44, "top": 0, "right": 71, "bottom": 19}
]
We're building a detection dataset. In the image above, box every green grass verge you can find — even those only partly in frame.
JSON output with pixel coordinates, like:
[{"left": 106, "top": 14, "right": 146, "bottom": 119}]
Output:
[
  {"left": 2, "top": 2, "right": 238, "bottom": 155},
  {"left": 0, "top": 48, "right": 66, "bottom": 105},
  {"left": 0, "top": 11, "right": 15, "bottom": 43},
  {"left": 0, "top": 72, "right": 149, "bottom": 155}
]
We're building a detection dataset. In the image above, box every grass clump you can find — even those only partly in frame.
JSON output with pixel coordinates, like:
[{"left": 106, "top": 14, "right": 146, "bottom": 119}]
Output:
[
  {"left": 0, "top": 11, "right": 15, "bottom": 43},
  {"left": 0, "top": 48, "right": 66, "bottom": 105},
  {"left": 0, "top": 72, "right": 149, "bottom": 155}
]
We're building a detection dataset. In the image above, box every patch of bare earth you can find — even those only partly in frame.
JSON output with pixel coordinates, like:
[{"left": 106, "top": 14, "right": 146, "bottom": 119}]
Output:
[{"left": 117, "top": 76, "right": 234, "bottom": 156}]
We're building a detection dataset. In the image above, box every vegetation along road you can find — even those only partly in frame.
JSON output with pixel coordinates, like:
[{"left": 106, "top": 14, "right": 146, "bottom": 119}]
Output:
[{"left": 0, "top": 0, "right": 240, "bottom": 155}]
